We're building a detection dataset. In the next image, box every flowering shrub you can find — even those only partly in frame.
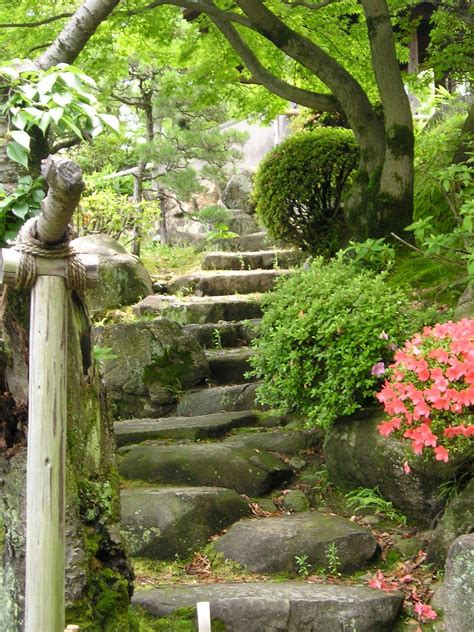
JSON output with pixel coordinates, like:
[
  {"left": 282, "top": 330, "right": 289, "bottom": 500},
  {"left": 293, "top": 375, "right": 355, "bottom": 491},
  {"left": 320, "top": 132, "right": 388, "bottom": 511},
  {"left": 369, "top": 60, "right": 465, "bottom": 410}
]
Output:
[
  {"left": 377, "top": 319, "right": 474, "bottom": 464},
  {"left": 249, "top": 258, "right": 435, "bottom": 428}
]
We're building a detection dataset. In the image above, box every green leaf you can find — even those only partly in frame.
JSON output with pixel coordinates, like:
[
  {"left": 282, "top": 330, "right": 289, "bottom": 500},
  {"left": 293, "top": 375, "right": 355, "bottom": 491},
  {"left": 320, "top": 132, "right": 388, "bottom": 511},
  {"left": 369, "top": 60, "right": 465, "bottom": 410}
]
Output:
[
  {"left": 6, "top": 141, "right": 29, "bottom": 168},
  {"left": 98, "top": 113, "right": 120, "bottom": 133},
  {"left": 12, "top": 202, "right": 29, "bottom": 219},
  {"left": 59, "top": 71, "right": 82, "bottom": 90},
  {"left": 10, "top": 130, "right": 31, "bottom": 151},
  {"left": 18, "top": 175, "right": 33, "bottom": 186},
  {"left": 38, "top": 113, "right": 51, "bottom": 134},
  {"left": 53, "top": 92, "right": 73, "bottom": 107},
  {"left": 49, "top": 107, "right": 64, "bottom": 124},
  {"left": 0, "top": 66, "right": 19, "bottom": 79},
  {"left": 32, "top": 189, "right": 46, "bottom": 203},
  {"left": 37, "top": 73, "right": 57, "bottom": 95},
  {"left": 11, "top": 111, "right": 29, "bottom": 130}
]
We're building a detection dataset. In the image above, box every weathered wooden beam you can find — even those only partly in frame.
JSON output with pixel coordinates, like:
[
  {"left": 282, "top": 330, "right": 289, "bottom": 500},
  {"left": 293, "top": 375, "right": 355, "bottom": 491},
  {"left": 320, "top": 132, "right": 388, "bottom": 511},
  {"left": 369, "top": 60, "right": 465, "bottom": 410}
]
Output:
[{"left": 0, "top": 250, "right": 98, "bottom": 287}]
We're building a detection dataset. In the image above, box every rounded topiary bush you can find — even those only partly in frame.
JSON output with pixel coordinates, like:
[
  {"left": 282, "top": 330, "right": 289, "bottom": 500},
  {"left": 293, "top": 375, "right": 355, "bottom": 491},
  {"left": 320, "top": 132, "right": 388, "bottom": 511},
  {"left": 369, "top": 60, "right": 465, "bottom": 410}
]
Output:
[
  {"left": 253, "top": 129, "right": 358, "bottom": 253},
  {"left": 249, "top": 258, "right": 438, "bottom": 429}
]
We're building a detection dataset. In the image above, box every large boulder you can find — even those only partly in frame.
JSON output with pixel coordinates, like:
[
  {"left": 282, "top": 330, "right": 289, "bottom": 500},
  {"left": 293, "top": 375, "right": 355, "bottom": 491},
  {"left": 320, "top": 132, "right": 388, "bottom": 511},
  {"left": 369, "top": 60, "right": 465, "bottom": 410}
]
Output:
[
  {"left": 324, "top": 410, "right": 468, "bottom": 526},
  {"left": 213, "top": 512, "right": 377, "bottom": 574},
  {"left": 133, "top": 582, "right": 403, "bottom": 632},
  {"left": 222, "top": 171, "right": 254, "bottom": 213},
  {"left": 121, "top": 486, "right": 249, "bottom": 559},
  {"left": 436, "top": 534, "right": 474, "bottom": 632},
  {"left": 454, "top": 283, "right": 474, "bottom": 320},
  {"left": 427, "top": 478, "right": 474, "bottom": 566},
  {"left": 94, "top": 319, "right": 209, "bottom": 419},
  {"left": 71, "top": 234, "right": 152, "bottom": 314}
]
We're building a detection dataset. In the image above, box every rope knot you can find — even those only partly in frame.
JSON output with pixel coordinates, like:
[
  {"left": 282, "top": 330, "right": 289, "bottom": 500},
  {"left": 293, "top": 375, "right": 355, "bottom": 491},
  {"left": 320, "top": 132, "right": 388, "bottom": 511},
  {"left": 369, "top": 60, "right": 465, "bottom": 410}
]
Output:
[{"left": 13, "top": 217, "right": 86, "bottom": 290}]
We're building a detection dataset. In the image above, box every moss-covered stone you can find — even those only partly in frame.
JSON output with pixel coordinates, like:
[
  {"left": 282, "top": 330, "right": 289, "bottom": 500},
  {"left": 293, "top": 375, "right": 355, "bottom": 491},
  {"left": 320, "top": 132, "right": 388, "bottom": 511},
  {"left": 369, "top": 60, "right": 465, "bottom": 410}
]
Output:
[
  {"left": 94, "top": 318, "right": 209, "bottom": 418},
  {"left": 71, "top": 234, "right": 153, "bottom": 315},
  {"left": 324, "top": 409, "right": 470, "bottom": 527}
]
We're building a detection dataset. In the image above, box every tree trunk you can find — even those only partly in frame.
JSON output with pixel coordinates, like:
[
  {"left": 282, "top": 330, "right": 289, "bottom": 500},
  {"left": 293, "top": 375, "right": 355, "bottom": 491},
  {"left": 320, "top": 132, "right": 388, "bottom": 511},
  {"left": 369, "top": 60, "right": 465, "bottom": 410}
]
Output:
[{"left": 361, "top": 0, "right": 415, "bottom": 237}]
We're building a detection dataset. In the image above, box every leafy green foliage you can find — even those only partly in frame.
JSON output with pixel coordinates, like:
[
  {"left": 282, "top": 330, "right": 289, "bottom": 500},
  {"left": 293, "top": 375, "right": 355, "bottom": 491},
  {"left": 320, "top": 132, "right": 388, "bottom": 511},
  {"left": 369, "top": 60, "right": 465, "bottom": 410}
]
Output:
[
  {"left": 340, "top": 238, "right": 396, "bottom": 272},
  {"left": 249, "top": 258, "right": 436, "bottom": 428},
  {"left": 408, "top": 152, "right": 474, "bottom": 279},
  {"left": 414, "top": 111, "right": 466, "bottom": 231},
  {"left": 77, "top": 187, "right": 159, "bottom": 245},
  {"left": 253, "top": 129, "right": 358, "bottom": 253},
  {"left": 345, "top": 487, "right": 407, "bottom": 525},
  {"left": 0, "top": 61, "right": 119, "bottom": 240},
  {"left": 0, "top": 175, "right": 44, "bottom": 241}
]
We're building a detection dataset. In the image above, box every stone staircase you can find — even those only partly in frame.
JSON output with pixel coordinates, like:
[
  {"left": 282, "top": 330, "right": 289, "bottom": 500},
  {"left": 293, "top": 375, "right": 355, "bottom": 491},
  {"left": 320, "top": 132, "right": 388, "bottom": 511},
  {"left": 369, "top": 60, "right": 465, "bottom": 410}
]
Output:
[{"left": 116, "top": 237, "right": 404, "bottom": 630}]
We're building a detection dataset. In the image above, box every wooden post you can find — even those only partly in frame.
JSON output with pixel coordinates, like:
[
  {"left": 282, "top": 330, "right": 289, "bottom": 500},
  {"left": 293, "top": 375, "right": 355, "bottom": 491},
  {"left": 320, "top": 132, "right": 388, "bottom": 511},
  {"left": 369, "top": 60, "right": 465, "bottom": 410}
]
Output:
[
  {"left": 0, "top": 157, "right": 96, "bottom": 632},
  {"left": 197, "top": 602, "right": 211, "bottom": 632}
]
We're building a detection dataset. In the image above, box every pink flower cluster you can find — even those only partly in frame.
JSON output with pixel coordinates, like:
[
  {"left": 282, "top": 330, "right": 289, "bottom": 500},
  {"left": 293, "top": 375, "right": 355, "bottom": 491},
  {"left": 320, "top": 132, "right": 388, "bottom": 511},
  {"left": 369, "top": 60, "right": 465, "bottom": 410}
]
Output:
[{"left": 376, "top": 319, "right": 474, "bottom": 464}]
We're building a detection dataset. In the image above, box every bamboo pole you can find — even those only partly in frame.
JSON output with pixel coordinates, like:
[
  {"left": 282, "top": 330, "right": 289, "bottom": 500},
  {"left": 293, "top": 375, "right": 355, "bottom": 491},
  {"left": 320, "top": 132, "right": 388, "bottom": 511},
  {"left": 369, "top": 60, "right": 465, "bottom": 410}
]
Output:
[
  {"left": 0, "top": 156, "right": 97, "bottom": 632},
  {"left": 25, "top": 275, "right": 68, "bottom": 632}
]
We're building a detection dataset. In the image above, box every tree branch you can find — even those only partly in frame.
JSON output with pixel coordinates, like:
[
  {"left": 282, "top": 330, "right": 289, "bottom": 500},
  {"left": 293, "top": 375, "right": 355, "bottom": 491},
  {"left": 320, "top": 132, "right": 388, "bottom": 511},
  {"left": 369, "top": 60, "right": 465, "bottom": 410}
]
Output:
[
  {"left": 126, "top": 0, "right": 253, "bottom": 28},
  {"left": 0, "top": 12, "right": 73, "bottom": 28},
  {"left": 211, "top": 16, "right": 340, "bottom": 112},
  {"left": 36, "top": 0, "right": 121, "bottom": 70},
  {"left": 282, "top": 0, "right": 340, "bottom": 10}
]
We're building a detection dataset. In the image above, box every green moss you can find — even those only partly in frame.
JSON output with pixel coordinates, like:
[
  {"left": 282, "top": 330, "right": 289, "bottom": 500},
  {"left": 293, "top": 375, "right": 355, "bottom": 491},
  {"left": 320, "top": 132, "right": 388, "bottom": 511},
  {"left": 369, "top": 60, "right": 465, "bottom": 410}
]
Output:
[
  {"left": 129, "top": 605, "right": 227, "bottom": 631},
  {"left": 386, "top": 124, "right": 414, "bottom": 158},
  {"left": 143, "top": 348, "right": 193, "bottom": 393}
]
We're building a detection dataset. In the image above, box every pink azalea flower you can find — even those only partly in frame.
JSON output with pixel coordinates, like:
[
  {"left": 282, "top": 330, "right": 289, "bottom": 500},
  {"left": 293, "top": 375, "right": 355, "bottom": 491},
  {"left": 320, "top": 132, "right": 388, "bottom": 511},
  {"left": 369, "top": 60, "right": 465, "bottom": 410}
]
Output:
[
  {"left": 434, "top": 446, "right": 449, "bottom": 462},
  {"left": 371, "top": 361, "right": 386, "bottom": 377}
]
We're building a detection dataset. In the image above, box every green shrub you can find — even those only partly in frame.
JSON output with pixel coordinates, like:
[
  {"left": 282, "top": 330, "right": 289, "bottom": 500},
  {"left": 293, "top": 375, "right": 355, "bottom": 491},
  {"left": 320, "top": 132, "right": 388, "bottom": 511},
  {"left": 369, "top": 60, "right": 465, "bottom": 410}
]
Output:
[
  {"left": 414, "top": 113, "right": 466, "bottom": 232},
  {"left": 253, "top": 129, "right": 358, "bottom": 253},
  {"left": 249, "top": 258, "right": 437, "bottom": 429}
]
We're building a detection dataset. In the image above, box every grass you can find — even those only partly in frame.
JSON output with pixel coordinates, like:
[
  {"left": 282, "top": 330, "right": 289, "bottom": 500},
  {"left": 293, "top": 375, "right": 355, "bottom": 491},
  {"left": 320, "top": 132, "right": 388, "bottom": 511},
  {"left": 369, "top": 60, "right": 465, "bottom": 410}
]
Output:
[
  {"left": 386, "top": 249, "right": 464, "bottom": 308},
  {"left": 140, "top": 243, "right": 203, "bottom": 277}
]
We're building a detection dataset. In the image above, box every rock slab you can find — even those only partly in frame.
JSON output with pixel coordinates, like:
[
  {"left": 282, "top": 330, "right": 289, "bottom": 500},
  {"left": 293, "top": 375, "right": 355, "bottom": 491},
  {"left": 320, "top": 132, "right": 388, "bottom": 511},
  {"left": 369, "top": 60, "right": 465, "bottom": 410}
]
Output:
[
  {"left": 438, "top": 534, "right": 474, "bottom": 632},
  {"left": 114, "top": 411, "right": 258, "bottom": 446},
  {"left": 133, "top": 581, "right": 403, "bottom": 632},
  {"left": 324, "top": 410, "right": 465, "bottom": 526},
  {"left": 119, "top": 443, "right": 292, "bottom": 496},
  {"left": 121, "top": 487, "right": 249, "bottom": 559},
  {"left": 213, "top": 512, "right": 377, "bottom": 574}
]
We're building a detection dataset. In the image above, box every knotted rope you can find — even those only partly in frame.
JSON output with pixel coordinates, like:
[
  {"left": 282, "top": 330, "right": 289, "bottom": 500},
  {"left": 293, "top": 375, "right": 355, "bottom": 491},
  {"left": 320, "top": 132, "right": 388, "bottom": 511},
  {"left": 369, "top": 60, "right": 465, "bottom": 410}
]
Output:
[{"left": 13, "top": 217, "right": 86, "bottom": 290}]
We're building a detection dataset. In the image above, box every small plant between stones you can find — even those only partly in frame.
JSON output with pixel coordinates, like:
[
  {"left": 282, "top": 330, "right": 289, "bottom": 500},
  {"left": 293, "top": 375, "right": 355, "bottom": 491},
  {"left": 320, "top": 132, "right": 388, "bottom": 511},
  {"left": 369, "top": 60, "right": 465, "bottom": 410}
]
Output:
[
  {"left": 294, "top": 553, "right": 311, "bottom": 577},
  {"left": 211, "top": 328, "right": 223, "bottom": 349},
  {"left": 345, "top": 487, "right": 407, "bottom": 525},
  {"left": 325, "top": 542, "right": 341, "bottom": 576}
]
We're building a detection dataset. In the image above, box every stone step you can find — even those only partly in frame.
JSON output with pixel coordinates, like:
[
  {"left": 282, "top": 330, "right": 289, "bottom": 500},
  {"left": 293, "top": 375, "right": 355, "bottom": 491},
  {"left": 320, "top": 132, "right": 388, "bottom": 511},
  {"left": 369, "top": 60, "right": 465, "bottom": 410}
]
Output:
[
  {"left": 121, "top": 486, "right": 249, "bottom": 560},
  {"left": 119, "top": 442, "right": 292, "bottom": 496},
  {"left": 212, "top": 512, "right": 377, "bottom": 575},
  {"left": 167, "top": 269, "right": 291, "bottom": 297},
  {"left": 201, "top": 249, "right": 303, "bottom": 271},
  {"left": 217, "top": 231, "right": 279, "bottom": 252},
  {"left": 133, "top": 582, "right": 403, "bottom": 632},
  {"left": 176, "top": 383, "right": 261, "bottom": 417},
  {"left": 183, "top": 319, "right": 261, "bottom": 348},
  {"left": 206, "top": 347, "right": 254, "bottom": 384},
  {"left": 114, "top": 411, "right": 259, "bottom": 447},
  {"left": 224, "top": 429, "right": 321, "bottom": 456},
  {"left": 133, "top": 294, "right": 263, "bottom": 324}
]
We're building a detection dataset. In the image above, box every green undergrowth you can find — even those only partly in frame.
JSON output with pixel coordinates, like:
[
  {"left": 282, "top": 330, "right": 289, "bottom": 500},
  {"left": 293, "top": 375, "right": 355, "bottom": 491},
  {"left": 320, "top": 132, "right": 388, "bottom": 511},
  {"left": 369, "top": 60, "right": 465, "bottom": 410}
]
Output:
[
  {"left": 132, "top": 546, "right": 261, "bottom": 588},
  {"left": 386, "top": 250, "right": 463, "bottom": 308},
  {"left": 140, "top": 244, "right": 203, "bottom": 277}
]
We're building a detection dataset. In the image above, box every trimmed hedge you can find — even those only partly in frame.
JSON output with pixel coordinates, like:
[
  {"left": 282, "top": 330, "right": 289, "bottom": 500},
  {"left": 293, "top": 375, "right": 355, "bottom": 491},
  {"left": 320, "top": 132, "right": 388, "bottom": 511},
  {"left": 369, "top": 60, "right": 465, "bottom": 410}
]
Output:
[{"left": 253, "top": 129, "right": 358, "bottom": 253}]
